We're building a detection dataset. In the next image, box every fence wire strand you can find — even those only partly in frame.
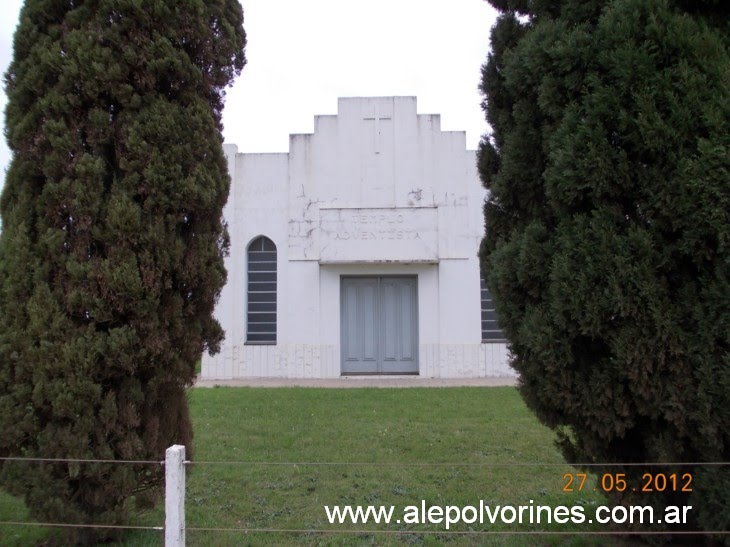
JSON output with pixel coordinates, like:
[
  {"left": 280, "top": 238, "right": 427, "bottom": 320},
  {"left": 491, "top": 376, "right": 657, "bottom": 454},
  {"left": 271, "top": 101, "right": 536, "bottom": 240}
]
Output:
[
  {"left": 1, "top": 522, "right": 727, "bottom": 536},
  {"left": 0, "top": 456, "right": 162, "bottom": 465},
  {"left": 185, "top": 527, "right": 729, "bottom": 536},
  {"left": 186, "top": 460, "right": 730, "bottom": 467},
  {"left": 1, "top": 456, "right": 727, "bottom": 467},
  {"left": 0, "top": 521, "right": 162, "bottom": 531}
]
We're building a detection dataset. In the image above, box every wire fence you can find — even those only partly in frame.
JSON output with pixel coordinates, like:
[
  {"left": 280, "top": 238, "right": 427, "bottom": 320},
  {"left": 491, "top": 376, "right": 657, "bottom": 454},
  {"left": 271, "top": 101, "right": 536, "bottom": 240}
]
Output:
[
  {"left": 0, "top": 521, "right": 162, "bottom": 531},
  {"left": 184, "top": 527, "right": 728, "bottom": 537},
  {"left": 184, "top": 460, "right": 730, "bottom": 467},
  {"left": 0, "top": 452, "right": 728, "bottom": 545},
  {"left": 0, "top": 456, "right": 162, "bottom": 465},
  {"left": 2, "top": 524, "right": 727, "bottom": 535},
  {"left": 3, "top": 455, "right": 729, "bottom": 466}
]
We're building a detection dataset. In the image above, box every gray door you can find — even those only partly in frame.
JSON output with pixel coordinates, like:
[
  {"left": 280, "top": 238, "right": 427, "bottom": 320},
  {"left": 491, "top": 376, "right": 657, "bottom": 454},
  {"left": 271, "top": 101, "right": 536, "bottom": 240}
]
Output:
[{"left": 341, "top": 276, "right": 418, "bottom": 375}]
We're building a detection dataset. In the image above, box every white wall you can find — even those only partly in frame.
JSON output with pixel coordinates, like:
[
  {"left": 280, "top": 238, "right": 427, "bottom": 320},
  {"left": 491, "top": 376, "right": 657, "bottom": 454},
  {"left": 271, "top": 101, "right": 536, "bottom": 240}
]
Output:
[{"left": 202, "top": 97, "right": 514, "bottom": 379}]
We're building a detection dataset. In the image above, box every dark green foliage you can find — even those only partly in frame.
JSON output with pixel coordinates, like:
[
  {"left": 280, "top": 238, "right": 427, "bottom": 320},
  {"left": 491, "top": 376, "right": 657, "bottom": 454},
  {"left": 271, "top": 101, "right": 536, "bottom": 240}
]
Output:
[
  {"left": 479, "top": 0, "right": 728, "bottom": 535},
  {"left": 0, "top": 0, "right": 245, "bottom": 541}
]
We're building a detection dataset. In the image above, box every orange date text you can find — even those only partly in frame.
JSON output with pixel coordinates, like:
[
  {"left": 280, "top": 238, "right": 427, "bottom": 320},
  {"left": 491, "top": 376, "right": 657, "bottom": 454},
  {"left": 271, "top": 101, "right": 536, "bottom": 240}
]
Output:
[{"left": 562, "top": 472, "right": 693, "bottom": 493}]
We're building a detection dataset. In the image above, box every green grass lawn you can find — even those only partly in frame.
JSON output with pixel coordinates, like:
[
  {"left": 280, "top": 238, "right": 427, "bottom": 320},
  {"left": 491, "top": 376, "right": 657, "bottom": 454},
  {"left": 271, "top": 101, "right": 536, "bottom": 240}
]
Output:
[{"left": 0, "top": 387, "right": 609, "bottom": 546}]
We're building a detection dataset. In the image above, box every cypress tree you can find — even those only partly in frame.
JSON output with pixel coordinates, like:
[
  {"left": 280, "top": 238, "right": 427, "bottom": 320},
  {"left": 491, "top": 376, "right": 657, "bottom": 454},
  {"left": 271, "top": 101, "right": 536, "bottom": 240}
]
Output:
[
  {"left": 0, "top": 0, "right": 245, "bottom": 540},
  {"left": 479, "top": 0, "right": 728, "bottom": 534}
]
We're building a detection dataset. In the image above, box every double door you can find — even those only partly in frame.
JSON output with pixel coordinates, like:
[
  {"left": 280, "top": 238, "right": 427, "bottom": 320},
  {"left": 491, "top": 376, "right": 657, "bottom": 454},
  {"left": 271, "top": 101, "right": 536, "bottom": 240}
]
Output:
[{"left": 340, "top": 276, "right": 418, "bottom": 375}]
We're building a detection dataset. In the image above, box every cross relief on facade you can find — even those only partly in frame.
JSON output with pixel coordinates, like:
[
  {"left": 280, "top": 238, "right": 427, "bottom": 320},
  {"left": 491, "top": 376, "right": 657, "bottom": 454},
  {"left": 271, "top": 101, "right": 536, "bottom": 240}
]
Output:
[{"left": 363, "top": 114, "right": 392, "bottom": 154}]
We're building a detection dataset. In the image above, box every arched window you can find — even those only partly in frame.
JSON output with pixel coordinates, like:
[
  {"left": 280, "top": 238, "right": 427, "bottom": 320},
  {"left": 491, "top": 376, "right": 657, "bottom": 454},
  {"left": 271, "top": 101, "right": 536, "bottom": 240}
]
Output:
[
  {"left": 247, "top": 236, "right": 277, "bottom": 343},
  {"left": 481, "top": 274, "right": 505, "bottom": 342}
]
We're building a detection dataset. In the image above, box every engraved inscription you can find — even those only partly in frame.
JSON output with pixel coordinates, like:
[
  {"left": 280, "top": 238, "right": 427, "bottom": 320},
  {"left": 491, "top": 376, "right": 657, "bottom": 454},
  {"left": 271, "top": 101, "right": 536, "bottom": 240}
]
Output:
[
  {"left": 333, "top": 211, "right": 422, "bottom": 241},
  {"left": 319, "top": 207, "right": 438, "bottom": 262},
  {"left": 335, "top": 230, "right": 421, "bottom": 241}
]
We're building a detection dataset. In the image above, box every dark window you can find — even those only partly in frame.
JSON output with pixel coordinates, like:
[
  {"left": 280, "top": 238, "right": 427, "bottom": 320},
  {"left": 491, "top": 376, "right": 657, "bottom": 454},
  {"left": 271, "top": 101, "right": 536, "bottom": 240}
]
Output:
[
  {"left": 481, "top": 275, "right": 505, "bottom": 342},
  {"left": 247, "top": 236, "right": 276, "bottom": 343}
]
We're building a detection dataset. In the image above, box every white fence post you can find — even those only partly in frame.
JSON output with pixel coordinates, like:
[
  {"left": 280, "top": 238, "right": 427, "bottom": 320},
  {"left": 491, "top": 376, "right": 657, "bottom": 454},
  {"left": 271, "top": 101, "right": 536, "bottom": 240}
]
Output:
[{"left": 165, "top": 445, "right": 186, "bottom": 547}]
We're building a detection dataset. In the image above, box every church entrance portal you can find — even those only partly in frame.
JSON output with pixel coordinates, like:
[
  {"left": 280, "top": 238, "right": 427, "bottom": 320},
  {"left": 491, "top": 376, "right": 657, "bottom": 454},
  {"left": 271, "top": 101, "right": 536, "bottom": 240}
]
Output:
[{"left": 340, "top": 276, "right": 418, "bottom": 375}]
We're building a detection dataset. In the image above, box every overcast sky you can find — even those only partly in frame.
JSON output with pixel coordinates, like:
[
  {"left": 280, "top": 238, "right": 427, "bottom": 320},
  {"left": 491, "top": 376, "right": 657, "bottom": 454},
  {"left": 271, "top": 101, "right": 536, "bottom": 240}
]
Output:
[{"left": 0, "top": 0, "right": 497, "bottom": 191}]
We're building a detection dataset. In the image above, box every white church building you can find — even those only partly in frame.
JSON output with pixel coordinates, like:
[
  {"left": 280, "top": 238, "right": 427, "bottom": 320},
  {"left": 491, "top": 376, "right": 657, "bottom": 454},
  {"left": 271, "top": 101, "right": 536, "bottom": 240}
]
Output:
[{"left": 201, "top": 97, "right": 513, "bottom": 379}]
